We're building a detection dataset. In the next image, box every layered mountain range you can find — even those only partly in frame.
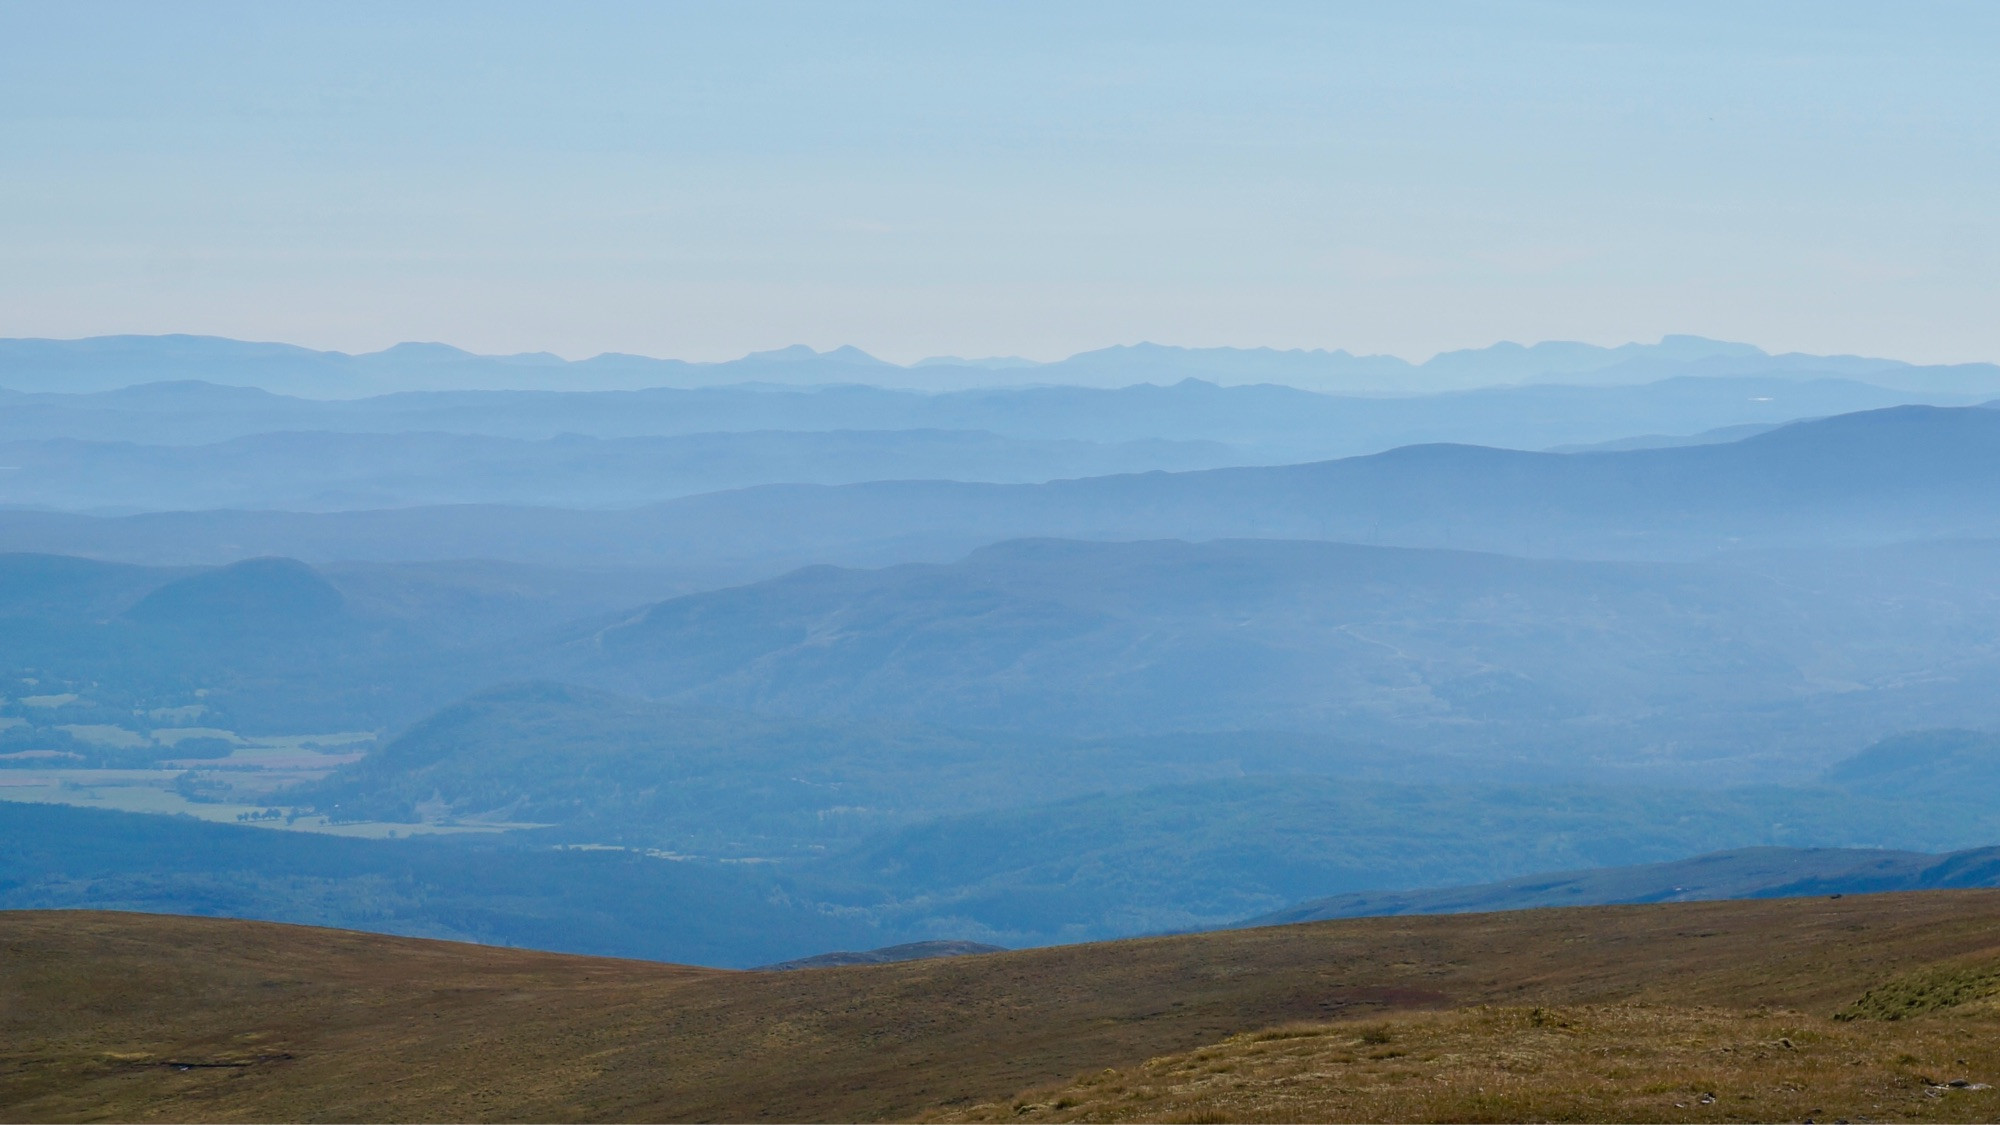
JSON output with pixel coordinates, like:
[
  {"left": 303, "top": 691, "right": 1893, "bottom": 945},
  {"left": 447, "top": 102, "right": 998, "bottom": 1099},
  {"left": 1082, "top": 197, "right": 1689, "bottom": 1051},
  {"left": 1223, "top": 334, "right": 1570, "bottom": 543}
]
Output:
[
  {"left": 10, "top": 333, "right": 2000, "bottom": 396},
  {"left": 5, "top": 335, "right": 2000, "bottom": 961}
]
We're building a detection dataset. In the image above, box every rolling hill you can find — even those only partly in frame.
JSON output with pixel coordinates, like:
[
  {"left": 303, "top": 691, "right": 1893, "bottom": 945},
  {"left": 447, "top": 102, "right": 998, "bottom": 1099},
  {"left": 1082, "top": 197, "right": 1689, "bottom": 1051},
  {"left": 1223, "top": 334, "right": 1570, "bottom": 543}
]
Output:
[
  {"left": 282, "top": 677, "right": 2000, "bottom": 944},
  {"left": 1245, "top": 844, "right": 2000, "bottom": 925},
  {"left": 550, "top": 534, "right": 2000, "bottom": 765},
  {"left": 12, "top": 893, "right": 2000, "bottom": 1121},
  {"left": 293, "top": 680, "right": 1236, "bottom": 857},
  {"left": 1825, "top": 729, "right": 2000, "bottom": 796},
  {"left": 0, "top": 556, "right": 501, "bottom": 733},
  {"left": 14, "top": 537, "right": 2000, "bottom": 946},
  {"left": 0, "top": 801, "right": 877, "bottom": 967},
  {"left": 0, "top": 553, "right": 664, "bottom": 735},
  {"left": 809, "top": 775, "right": 2000, "bottom": 940}
]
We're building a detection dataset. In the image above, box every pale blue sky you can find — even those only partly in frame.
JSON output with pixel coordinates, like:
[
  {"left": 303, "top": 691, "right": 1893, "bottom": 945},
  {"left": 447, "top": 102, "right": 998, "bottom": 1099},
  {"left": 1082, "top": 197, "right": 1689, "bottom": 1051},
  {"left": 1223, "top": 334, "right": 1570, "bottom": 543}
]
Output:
[{"left": 1, "top": 1, "right": 1995, "bottom": 363}]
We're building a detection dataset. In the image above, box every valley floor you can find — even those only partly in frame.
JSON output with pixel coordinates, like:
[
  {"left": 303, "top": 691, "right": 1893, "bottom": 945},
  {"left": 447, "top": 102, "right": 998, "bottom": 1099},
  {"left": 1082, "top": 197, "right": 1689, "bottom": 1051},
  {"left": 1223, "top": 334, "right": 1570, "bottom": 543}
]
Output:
[{"left": 9, "top": 893, "right": 2000, "bottom": 1122}]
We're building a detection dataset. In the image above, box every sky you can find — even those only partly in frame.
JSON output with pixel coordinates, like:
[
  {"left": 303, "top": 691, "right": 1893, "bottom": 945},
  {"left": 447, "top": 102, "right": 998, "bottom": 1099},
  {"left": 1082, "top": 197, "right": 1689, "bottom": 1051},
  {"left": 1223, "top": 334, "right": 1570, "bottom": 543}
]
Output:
[{"left": 1, "top": 1, "right": 1996, "bottom": 364}]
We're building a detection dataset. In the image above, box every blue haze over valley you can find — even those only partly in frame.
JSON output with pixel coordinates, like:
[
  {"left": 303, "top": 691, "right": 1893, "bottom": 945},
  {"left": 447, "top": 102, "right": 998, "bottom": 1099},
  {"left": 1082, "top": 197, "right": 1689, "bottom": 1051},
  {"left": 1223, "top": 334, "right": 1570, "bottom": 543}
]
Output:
[
  {"left": 8, "top": 333, "right": 2000, "bottom": 964},
  {"left": 5, "top": 3, "right": 2000, "bottom": 968}
]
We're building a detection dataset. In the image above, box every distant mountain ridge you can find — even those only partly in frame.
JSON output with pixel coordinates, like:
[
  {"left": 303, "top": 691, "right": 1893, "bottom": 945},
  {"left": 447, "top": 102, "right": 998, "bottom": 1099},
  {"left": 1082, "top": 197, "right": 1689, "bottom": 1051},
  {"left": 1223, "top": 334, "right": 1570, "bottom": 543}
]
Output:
[
  {"left": 0, "top": 373, "right": 1972, "bottom": 467},
  {"left": 3, "top": 403, "right": 2000, "bottom": 572},
  {"left": 537, "top": 532, "right": 2000, "bottom": 766},
  {"left": 1242, "top": 844, "right": 2000, "bottom": 927},
  {"left": 5, "top": 333, "right": 1996, "bottom": 397},
  {"left": 754, "top": 940, "right": 1007, "bottom": 971},
  {"left": 0, "top": 428, "right": 1239, "bottom": 512}
]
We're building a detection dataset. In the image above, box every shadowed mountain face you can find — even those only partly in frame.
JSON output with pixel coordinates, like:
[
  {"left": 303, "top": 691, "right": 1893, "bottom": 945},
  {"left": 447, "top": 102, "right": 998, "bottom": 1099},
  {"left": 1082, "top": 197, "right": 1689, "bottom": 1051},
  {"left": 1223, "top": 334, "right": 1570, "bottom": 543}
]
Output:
[
  {"left": 1823, "top": 729, "right": 2000, "bottom": 796},
  {"left": 2, "top": 404, "right": 1997, "bottom": 572},
  {"left": 802, "top": 771, "right": 2000, "bottom": 940},
  {"left": 20, "top": 532, "right": 1999, "bottom": 779},
  {"left": 294, "top": 681, "right": 1421, "bottom": 859},
  {"left": 0, "top": 552, "right": 694, "bottom": 649},
  {"left": 0, "top": 553, "right": 184, "bottom": 621},
  {"left": 0, "top": 555, "right": 565, "bottom": 733},
  {"left": 546, "top": 535, "right": 2000, "bottom": 768},
  {"left": 300, "top": 682, "right": 1086, "bottom": 854},
  {"left": 1240, "top": 845, "right": 1996, "bottom": 925},
  {"left": 574, "top": 538, "right": 1782, "bottom": 732},
  {"left": 268, "top": 678, "right": 2000, "bottom": 943},
  {"left": 121, "top": 557, "right": 346, "bottom": 632}
]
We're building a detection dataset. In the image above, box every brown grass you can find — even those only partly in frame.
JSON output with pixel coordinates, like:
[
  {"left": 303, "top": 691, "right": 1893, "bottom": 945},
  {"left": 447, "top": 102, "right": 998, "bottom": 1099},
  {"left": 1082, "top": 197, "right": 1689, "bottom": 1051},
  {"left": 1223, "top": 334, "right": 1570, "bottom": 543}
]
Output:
[
  {"left": 935, "top": 1004, "right": 2000, "bottom": 1123},
  {"left": 10, "top": 893, "right": 2000, "bottom": 1121}
]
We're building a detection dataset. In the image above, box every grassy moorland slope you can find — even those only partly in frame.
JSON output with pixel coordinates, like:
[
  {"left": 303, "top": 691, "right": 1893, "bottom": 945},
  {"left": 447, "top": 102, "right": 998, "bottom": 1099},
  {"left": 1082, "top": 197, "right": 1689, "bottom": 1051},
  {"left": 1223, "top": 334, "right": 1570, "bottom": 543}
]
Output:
[
  {"left": 12, "top": 894, "right": 2000, "bottom": 1122},
  {"left": 947, "top": 1002, "right": 2000, "bottom": 1124}
]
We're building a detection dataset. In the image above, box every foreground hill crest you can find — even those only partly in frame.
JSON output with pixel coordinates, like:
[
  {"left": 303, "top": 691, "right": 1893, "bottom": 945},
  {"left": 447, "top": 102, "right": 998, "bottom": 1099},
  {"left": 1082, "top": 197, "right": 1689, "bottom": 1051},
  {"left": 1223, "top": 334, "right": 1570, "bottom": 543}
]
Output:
[{"left": 12, "top": 894, "right": 2000, "bottom": 1122}]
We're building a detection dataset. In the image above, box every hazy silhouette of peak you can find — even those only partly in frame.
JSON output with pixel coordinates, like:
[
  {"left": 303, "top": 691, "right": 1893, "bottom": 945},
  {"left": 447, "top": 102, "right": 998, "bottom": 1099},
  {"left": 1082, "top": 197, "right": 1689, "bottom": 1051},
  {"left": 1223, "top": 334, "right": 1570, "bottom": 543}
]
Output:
[
  {"left": 360, "top": 342, "right": 479, "bottom": 362},
  {"left": 122, "top": 556, "right": 345, "bottom": 629},
  {"left": 741, "top": 344, "right": 890, "bottom": 366},
  {"left": 77, "top": 380, "right": 296, "bottom": 405},
  {"left": 3, "top": 332, "right": 1993, "bottom": 397},
  {"left": 742, "top": 344, "right": 821, "bottom": 363}
]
